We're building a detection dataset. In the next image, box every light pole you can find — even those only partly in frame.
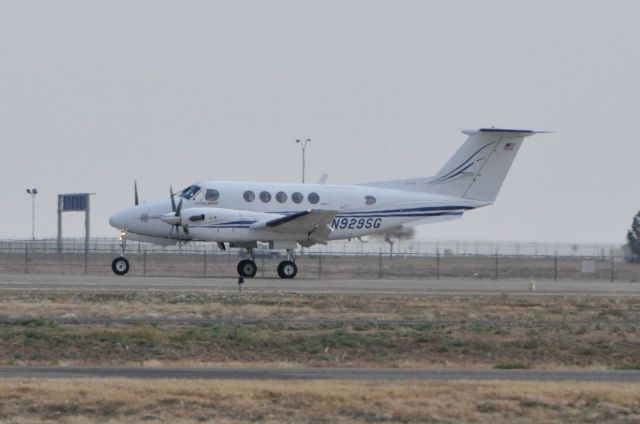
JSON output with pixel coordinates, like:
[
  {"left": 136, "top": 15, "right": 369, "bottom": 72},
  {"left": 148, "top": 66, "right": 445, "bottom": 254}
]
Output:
[
  {"left": 295, "top": 138, "right": 311, "bottom": 183},
  {"left": 26, "top": 188, "right": 38, "bottom": 240}
]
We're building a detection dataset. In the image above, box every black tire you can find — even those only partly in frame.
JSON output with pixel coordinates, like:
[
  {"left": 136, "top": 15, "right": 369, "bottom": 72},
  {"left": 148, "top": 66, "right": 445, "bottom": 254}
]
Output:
[
  {"left": 277, "top": 260, "right": 297, "bottom": 279},
  {"left": 237, "top": 259, "right": 257, "bottom": 278},
  {"left": 111, "top": 256, "right": 130, "bottom": 276}
]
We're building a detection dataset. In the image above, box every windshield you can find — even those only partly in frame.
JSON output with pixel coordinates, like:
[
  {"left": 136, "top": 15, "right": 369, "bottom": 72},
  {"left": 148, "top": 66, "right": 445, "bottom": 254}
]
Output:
[{"left": 180, "top": 185, "right": 201, "bottom": 200}]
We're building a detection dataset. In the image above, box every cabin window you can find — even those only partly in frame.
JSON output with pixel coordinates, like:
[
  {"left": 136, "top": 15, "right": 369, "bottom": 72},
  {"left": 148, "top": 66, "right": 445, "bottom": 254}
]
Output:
[
  {"left": 308, "top": 192, "right": 320, "bottom": 204},
  {"left": 260, "top": 191, "right": 272, "bottom": 203},
  {"left": 243, "top": 190, "right": 255, "bottom": 202},
  {"left": 365, "top": 195, "right": 376, "bottom": 205},
  {"left": 276, "top": 191, "right": 287, "bottom": 203},
  {"left": 205, "top": 189, "right": 220, "bottom": 202},
  {"left": 292, "top": 192, "right": 303, "bottom": 204},
  {"left": 180, "top": 185, "right": 201, "bottom": 200}
]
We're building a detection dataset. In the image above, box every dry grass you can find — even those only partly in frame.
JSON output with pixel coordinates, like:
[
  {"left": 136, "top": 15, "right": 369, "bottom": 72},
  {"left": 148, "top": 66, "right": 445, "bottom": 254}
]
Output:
[
  {"left": 1, "top": 292, "right": 639, "bottom": 369},
  {"left": 1, "top": 320, "right": 639, "bottom": 369},
  {"left": 1, "top": 291, "right": 639, "bottom": 322},
  {"left": 0, "top": 378, "right": 638, "bottom": 423}
]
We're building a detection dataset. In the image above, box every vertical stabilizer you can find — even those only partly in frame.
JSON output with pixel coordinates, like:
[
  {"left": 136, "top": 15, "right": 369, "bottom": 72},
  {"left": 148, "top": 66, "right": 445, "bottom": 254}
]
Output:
[{"left": 426, "top": 128, "right": 541, "bottom": 202}]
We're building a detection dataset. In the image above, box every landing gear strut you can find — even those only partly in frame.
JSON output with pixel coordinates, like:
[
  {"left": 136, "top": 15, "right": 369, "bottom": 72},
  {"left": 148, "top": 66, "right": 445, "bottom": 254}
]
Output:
[
  {"left": 112, "top": 230, "right": 130, "bottom": 276},
  {"left": 237, "top": 248, "right": 257, "bottom": 278},
  {"left": 277, "top": 249, "right": 298, "bottom": 279}
]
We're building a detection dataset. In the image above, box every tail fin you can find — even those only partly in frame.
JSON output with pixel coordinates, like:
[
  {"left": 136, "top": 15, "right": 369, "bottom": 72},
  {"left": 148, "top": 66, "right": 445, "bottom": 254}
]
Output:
[{"left": 426, "top": 128, "right": 542, "bottom": 202}]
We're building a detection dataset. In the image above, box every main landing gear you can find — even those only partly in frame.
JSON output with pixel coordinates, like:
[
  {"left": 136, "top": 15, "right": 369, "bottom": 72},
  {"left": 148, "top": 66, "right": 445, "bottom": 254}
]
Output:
[
  {"left": 277, "top": 260, "right": 297, "bottom": 279},
  {"left": 111, "top": 230, "right": 130, "bottom": 276},
  {"left": 277, "top": 249, "right": 297, "bottom": 279},
  {"left": 236, "top": 248, "right": 298, "bottom": 279},
  {"left": 237, "top": 259, "right": 258, "bottom": 278}
]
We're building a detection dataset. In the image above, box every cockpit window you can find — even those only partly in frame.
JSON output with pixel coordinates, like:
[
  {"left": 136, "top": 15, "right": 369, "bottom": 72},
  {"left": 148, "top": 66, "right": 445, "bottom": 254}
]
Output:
[{"left": 180, "top": 185, "right": 201, "bottom": 200}]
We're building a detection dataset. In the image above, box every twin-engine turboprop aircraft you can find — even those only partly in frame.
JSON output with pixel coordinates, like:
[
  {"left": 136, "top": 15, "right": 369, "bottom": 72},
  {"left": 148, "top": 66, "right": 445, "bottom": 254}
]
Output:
[{"left": 109, "top": 128, "right": 543, "bottom": 279}]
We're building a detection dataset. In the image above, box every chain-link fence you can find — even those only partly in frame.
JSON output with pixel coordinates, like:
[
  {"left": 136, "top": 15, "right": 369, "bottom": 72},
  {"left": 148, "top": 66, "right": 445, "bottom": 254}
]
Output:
[{"left": 0, "top": 239, "right": 638, "bottom": 281}]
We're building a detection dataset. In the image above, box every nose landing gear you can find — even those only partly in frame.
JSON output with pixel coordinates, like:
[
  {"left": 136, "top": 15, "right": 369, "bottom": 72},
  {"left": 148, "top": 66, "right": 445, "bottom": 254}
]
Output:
[
  {"left": 112, "top": 256, "right": 130, "bottom": 275},
  {"left": 111, "top": 230, "right": 130, "bottom": 276}
]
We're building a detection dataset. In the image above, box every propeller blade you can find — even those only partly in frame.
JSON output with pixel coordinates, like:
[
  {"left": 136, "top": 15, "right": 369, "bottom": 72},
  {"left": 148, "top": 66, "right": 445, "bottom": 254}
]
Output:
[
  {"left": 166, "top": 186, "right": 188, "bottom": 239},
  {"left": 134, "top": 180, "right": 139, "bottom": 206},
  {"left": 170, "top": 186, "right": 176, "bottom": 212}
]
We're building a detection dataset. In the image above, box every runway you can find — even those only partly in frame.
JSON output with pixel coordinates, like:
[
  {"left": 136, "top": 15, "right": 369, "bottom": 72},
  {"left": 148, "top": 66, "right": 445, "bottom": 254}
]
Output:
[
  {"left": 0, "top": 274, "right": 639, "bottom": 295},
  {"left": 0, "top": 366, "right": 638, "bottom": 382}
]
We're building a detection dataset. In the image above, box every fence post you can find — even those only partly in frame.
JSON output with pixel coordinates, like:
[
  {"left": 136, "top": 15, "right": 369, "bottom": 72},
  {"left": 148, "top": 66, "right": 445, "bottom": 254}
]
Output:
[
  {"left": 261, "top": 254, "right": 265, "bottom": 278},
  {"left": 494, "top": 253, "right": 499, "bottom": 280},
  {"left": 84, "top": 248, "right": 88, "bottom": 275},
  {"left": 554, "top": 254, "right": 558, "bottom": 281},
  {"left": 24, "top": 247, "right": 29, "bottom": 274},
  {"left": 610, "top": 256, "right": 615, "bottom": 283},
  {"left": 378, "top": 252, "right": 382, "bottom": 279},
  {"left": 436, "top": 252, "right": 440, "bottom": 280},
  {"left": 203, "top": 250, "right": 207, "bottom": 277},
  {"left": 143, "top": 251, "right": 147, "bottom": 276},
  {"left": 318, "top": 253, "right": 322, "bottom": 279}
]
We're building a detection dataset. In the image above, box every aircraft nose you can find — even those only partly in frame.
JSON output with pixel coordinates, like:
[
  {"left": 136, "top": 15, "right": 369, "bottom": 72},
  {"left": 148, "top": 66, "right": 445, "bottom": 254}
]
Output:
[{"left": 109, "top": 210, "right": 127, "bottom": 229}]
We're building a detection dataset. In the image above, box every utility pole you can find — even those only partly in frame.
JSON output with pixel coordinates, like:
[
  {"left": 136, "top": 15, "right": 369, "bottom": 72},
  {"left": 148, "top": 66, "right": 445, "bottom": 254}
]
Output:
[
  {"left": 26, "top": 188, "right": 38, "bottom": 240},
  {"left": 295, "top": 138, "right": 311, "bottom": 183}
]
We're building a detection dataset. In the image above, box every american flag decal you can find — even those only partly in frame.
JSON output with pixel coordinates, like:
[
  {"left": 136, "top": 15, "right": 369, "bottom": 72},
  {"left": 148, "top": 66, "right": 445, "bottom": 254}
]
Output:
[{"left": 504, "top": 142, "right": 515, "bottom": 151}]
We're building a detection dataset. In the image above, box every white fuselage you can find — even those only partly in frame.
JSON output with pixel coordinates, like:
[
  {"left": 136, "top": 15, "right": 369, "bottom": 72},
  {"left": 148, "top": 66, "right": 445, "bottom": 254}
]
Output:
[{"left": 109, "top": 180, "right": 486, "bottom": 244}]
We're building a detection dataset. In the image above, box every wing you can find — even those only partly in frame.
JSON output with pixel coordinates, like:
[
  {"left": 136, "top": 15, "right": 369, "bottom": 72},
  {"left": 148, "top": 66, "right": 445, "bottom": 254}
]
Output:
[{"left": 250, "top": 209, "right": 338, "bottom": 245}]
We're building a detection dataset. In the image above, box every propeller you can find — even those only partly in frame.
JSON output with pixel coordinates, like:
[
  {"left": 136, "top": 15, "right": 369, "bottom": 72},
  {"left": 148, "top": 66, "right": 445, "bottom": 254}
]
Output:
[
  {"left": 166, "top": 186, "right": 186, "bottom": 238},
  {"left": 134, "top": 180, "right": 139, "bottom": 206},
  {"left": 170, "top": 185, "right": 176, "bottom": 212}
]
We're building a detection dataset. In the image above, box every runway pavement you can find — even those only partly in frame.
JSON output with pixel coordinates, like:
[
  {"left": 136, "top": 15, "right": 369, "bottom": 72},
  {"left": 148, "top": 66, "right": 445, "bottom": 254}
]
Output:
[
  {"left": 0, "top": 366, "right": 638, "bottom": 382},
  {"left": 0, "top": 273, "right": 639, "bottom": 295}
]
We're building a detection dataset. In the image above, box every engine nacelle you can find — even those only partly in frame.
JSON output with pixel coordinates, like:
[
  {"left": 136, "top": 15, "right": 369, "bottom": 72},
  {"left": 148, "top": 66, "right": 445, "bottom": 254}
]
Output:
[
  {"left": 178, "top": 207, "right": 289, "bottom": 242},
  {"left": 179, "top": 207, "right": 271, "bottom": 227}
]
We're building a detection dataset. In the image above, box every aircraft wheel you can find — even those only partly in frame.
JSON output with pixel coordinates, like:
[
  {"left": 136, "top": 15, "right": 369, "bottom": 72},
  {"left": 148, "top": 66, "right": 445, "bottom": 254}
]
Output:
[
  {"left": 237, "top": 259, "right": 257, "bottom": 278},
  {"left": 111, "top": 256, "right": 130, "bottom": 276},
  {"left": 277, "top": 260, "right": 297, "bottom": 279}
]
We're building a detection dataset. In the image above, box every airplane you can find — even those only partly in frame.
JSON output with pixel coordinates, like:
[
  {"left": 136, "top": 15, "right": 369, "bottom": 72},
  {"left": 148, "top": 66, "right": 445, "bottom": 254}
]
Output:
[{"left": 109, "top": 128, "right": 544, "bottom": 279}]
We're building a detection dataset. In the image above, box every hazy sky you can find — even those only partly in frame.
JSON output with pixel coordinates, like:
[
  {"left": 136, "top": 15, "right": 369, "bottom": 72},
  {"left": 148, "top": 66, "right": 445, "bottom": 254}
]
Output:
[{"left": 1, "top": 0, "right": 639, "bottom": 243}]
